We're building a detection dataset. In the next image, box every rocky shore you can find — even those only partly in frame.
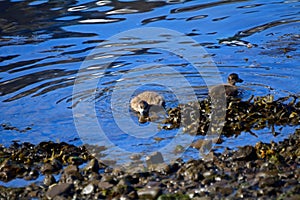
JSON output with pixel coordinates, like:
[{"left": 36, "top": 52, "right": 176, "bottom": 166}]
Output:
[{"left": 0, "top": 128, "right": 299, "bottom": 199}]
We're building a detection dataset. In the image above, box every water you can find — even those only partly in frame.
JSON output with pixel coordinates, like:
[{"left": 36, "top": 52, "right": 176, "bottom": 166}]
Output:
[{"left": 0, "top": 0, "right": 300, "bottom": 166}]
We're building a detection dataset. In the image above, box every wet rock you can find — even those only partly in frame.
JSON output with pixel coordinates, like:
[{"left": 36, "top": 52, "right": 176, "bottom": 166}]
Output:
[
  {"left": 113, "top": 178, "right": 133, "bottom": 194},
  {"left": 258, "top": 176, "right": 283, "bottom": 188},
  {"left": 43, "top": 174, "right": 56, "bottom": 186},
  {"left": 146, "top": 152, "right": 164, "bottom": 167},
  {"left": 28, "top": 190, "right": 39, "bottom": 198},
  {"left": 41, "top": 163, "right": 55, "bottom": 174},
  {"left": 41, "top": 159, "right": 62, "bottom": 174},
  {"left": 87, "top": 172, "right": 101, "bottom": 181},
  {"left": 63, "top": 165, "right": 78, "bottom": 175},
  {"left": 61, "top": 165, "right": 83, "bottom": 183},
  {"left": 130, "top": 153, "right": 142, "bottom": 161},
  {"left": 148, "top": 163, "right": 170, "bottom": 174},
  {"left": 0, "top": 171, "right": 13, "bottom": 182},
  {"left": 157, "top": 193, "right": 190, "bottom": 200},
  {"left": 216, "top": 186, "right": 234, "bottom": 196},
  {"left": 137, "top": 187, "right": 161, "bottom": 200},
  {"left": 81, "top": 183, "right": 94, "bottom": 195},
  {"left": 24, "top": 168, "right": 39, "bottom": 180},
  {"left": 146, "top": 181, "right": 162, "bottom": 188},
  {"left": 98, "top": 181, "right": 113, "bottom": 190},
  {"left": 177, "top": 160, "right": 205, "bottom": 181},
  {"left": 101, "top": 174, "right": 116, "bottom": 184},
  {"left": 45, "top": 183, "right": 73, "bottom": 199},
  {"left": 232, "top": 145, "right": 257, "bottom": 161},
  {"left": 83, "top": 158, "right": 100, "bottom": 173},
  {"left": 128, "top": 190, "right": 138, "bottom": 199},
  {"left": 202, "top": 151, "right": 218, "bottom": 162}
]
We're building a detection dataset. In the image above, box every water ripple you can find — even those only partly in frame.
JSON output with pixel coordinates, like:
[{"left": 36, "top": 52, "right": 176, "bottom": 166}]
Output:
[{"left": 0, "top": 0, "right": 299, "bottom": 157}]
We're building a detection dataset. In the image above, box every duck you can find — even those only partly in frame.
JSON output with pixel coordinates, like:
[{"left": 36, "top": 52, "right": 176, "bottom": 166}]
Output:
[
  {"left": 130, "top": 91, "right": 165, "bottom": 122},
  {"left": 209, "top": 73, "right": 243, "bottom": 98}
]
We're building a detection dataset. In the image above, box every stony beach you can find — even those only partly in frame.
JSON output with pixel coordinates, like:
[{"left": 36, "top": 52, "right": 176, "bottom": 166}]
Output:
[
  {"left": 1, "top": 0, "right": 299, "bottom": 199},
  {"left": 1, "top": 95, "right": 300, "bottom": 199},
  {"left": 0, "top": 127, "right": 299, "bottom": 199}
]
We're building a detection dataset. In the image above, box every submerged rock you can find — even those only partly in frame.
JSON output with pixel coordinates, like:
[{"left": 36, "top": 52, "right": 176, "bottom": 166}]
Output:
[{"left": 146, "top": 152, "right": 164, "bottom": 167}]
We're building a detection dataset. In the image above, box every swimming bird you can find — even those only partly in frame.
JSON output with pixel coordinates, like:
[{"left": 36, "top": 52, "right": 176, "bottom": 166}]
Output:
[
  {"left": 209, "top": 73, "right": 243, "bottom": 98},
  {"left": 130, "top": 91, "right": 165, "bottom": 121}
]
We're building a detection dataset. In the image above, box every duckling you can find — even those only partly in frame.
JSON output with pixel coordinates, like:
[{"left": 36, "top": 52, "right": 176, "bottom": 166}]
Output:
[
  {"left": 130, "top": 91, "right": 165, "bottom": 122},
  {"left": 209, "top": 73, "right": 243, "bottom": 98}
]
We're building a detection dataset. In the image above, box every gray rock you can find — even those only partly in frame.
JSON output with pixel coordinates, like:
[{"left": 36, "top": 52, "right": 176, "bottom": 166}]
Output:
[
  {"left": 146, "top": 152, "right": 164, "bottom": 167},
  {"left": 46, "top": 183, "right": 73, "bottom": 199},
  {"left": 63, "top": 165, "right": 78, "bottom": 175},
  {"left": 43, "top": 174, "right": 56, "bottom": 186},
  {"left": 137, "top": 187, "right": 161, "bottom": 200},
  {"left": 81, "top": 183, "right": 94, "bottom": 195},
  {"left": 98, "top": 181, "right": 113, "bottom": 190},
  {"left": 232, "top": 146, "right": 257, "bottom": 161},
  {"left": 83, "top": 158, "right": 100, "bottom": 173}
]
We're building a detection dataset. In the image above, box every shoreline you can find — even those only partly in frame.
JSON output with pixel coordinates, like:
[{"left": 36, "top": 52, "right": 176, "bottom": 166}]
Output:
[{"left": 0, "top": 129, "right": 299, "bottom": 199}]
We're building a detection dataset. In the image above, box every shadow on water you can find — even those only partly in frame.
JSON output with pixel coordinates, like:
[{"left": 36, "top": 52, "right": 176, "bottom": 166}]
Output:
[{"left": 0, "top": 0, "right": 299, "bottom": 168}]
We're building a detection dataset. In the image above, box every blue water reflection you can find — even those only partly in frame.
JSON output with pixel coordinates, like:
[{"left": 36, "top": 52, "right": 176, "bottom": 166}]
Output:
[{"left": 0, "top": 0, "right": 299, "bottom": 159}]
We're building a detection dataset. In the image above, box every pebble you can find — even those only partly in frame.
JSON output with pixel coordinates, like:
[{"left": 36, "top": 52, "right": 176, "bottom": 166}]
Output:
[
  {"left": 232, "top": 146, "right": 257, "bottom": 161},
  {"left": 83, "top": 158, "right": 100, "bottom": 173},
  {"left": 137, "top": 187, "right": 161, "bottom": 199},
  {"left": 81, "top": 183, "right": 94, "bottom": 195},
  {"left": 146, "top": 152, "right": 164, "bottom": 167},
  {"left": 98, "top": 181, "right": 113, "bottom": 190},
  {"left": 43, "top": 174, "right": 56, "bottom": 186},
  {"left": 45, "top": 183, "right": 73, "bottom": 199}
]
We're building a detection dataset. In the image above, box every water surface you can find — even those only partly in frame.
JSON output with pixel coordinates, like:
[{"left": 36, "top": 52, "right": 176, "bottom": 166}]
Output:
[{"left": 0, "top": 0, "right": 300, "bottom": 164}]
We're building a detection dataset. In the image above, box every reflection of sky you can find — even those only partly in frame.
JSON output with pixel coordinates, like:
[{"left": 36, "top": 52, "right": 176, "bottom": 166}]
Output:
[{"left": 0, "top": 0, "right": 299, "bottom": 157}]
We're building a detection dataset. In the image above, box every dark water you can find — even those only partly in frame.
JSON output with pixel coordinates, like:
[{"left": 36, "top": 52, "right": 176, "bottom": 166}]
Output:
[{"left": 1, "top": 0, "right": 300, "bottom": 166}]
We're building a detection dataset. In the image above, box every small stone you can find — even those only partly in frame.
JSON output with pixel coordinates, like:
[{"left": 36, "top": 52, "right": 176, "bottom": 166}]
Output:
[
  {"left": 63, "top": 165, "right": 78, "bottom": 175},
  {"left": 98, "top": 181, "right": 113, "bottom": 190},
  {"left": 113, "top": 178, "right": 133, "bottom": 194},
  {"left": 202, "top": 151, "right": 217, "bottom": 162},
  {"left": 83, "top": 158, "right": 100, "bottom": 173},
  {"left": 146, "top": 181, "right": 162, "bottom": 188},
  {"left": 148, "top": 163, "right": 170, "bottom": 174},
  {"left": 232, "top": 146, "right": 257, "bottom": 161},
  {"left": 24, "top": 169, "right": 39, "bottom": 180},
  {"left": 40, "top": 163, "right": 55, "bottom": 174},
  {"left": 146, "top": 152, "right": 164, "bottom": 167},
  {"left": 28, "top": 190, "right": 39, "bottom": 198},
  {"left": 128, "top": 191, "right": 138, "bottom": 199},
  {"left": 46, "top": 183, "right": 73, "bottom": 199},
  {"left": 130, "top": 154, "right": 142, "bottom": 161},
  {"left": 137, "top": 187, "right": 161, "bottom": 200},
  {"left": 191, "top": 139, "right": 204, "bottom": 149},
  {"left": 259, "top": 176, "right": 281, "bottom": 188},
  {"left": 43, "top": 174, "right": 56, "bottom": 186},
  {"left": 41, "top": 159, "right": 62, "bottom": 174},
  {"left": 61, "top": 165, "right": 83, "bottom": 183},
  {"left": 203, "top": 170, "right": 214, "bottom": 178},
  {"left": 81, "top": 183, "right": 94, "bottom": 195},
  {"left": 217, "top": 186, "right": 234, "bottom": 196}
]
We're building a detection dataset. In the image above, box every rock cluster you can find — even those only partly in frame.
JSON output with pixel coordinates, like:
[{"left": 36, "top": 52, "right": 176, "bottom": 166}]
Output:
[{"left": 0, "top": 128, "right": 300, "bottom": 199}]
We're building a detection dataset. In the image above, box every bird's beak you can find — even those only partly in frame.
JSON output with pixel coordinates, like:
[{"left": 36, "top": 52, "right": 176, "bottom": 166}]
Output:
[
  {"left": 138, "top": 108, "right": 149, "bottom": 117},
  {"left": 237, "top": 78, "right": 243, "bottom": 83},
  {"left": 139, "top": 110, "right": 144, "bottom": 116},
  {"left": 138, "top": 115, "right": 148, "bottom": 123},
  {"left": 139, "top": 110, "right": 147, "bottom": 117}
]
